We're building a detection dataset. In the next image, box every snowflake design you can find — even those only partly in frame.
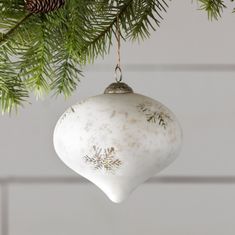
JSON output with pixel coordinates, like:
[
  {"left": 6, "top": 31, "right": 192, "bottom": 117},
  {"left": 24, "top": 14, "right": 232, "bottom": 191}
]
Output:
[
  {"left": 137, "top": 103, "right": 172, "bottom": 129},
  {"left": 83, "top": 146, "right": 122, "bottom": 173},
  {"left": 60, "top": 107, "right": 75, "bottom": 123}
]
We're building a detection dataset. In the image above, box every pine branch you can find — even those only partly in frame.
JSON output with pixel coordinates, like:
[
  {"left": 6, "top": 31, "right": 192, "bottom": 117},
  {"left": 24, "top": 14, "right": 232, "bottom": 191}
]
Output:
[
  {"left": 77, "top": 2, "right": 119, "bottom": 63},
  {"left": 18, "top": 14, "right": 53, "bottom": 98},
  {"left": 78, "top": 0, "right": 170, "bottom": 62},
  {"left": 0, "top": 51, "right": 28, "bottom": 113},
  {"left": 197, "top": 0, "right": 226, "bottom": 20},
  {"left": 49, "top": 0, "right": 83, "bottom": 96},
  {"left": 1, "top": 0, "right": 234, "bottom": 113},
  {"left": 51, "top": 52, "right": 82, "bottom": 97},
  {"left": 127, "top": 0, "right": 169, "bottom": 40},
  {"left": 0, "top": 0, "right": 35, "bottom": 53},
  {"left": 0, "top": 13, "right": 33, "bottom": 46}
]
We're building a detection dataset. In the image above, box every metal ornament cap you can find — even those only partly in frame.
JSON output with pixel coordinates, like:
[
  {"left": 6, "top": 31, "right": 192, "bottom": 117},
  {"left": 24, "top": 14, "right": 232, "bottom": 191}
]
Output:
[
  {"left": 104, "top": 82, "right": 134, "bottom": 94},
  {"left": 54, "top": 82, "right": 183, "bottom": 203}
]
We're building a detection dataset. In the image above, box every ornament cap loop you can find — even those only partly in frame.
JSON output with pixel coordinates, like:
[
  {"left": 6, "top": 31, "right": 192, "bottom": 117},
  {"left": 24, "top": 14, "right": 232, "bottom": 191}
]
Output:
[
  {"left": 115, "top": 65, "right": 122, "bottom": 83},
  {"left": 104, "top": 82, "right": 134, "bottom": 94}
]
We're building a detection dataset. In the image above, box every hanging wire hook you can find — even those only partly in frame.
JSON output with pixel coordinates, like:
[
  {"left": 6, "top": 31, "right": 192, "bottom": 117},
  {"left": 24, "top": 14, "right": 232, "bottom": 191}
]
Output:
[
  {"left": 115, "top": 64, "right": 122, "bottom": 82},
  {"left": 114, "top": 15, "right": 122, "bottom": 83}
]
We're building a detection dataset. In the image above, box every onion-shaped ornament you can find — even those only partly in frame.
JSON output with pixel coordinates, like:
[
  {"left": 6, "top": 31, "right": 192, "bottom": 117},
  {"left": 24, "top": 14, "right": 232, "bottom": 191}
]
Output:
[{"left": 53, "top": 82, "right": 182, "bottom": 203}]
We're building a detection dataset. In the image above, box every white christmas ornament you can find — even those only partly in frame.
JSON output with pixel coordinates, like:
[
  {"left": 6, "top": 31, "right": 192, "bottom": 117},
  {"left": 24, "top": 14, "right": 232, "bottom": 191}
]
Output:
[{"left": 54, "top": 82, "right": 182, "bottom": 203}]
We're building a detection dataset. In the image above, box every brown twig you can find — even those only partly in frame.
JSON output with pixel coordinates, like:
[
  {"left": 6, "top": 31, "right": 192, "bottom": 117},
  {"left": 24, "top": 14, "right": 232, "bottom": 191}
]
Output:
[{"left": 0, "top": 13, "right": 33, "bottom": 46}]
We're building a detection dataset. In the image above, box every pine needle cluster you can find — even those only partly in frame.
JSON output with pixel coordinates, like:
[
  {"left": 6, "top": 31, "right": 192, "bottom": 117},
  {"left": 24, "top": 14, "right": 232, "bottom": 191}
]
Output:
[
  {"left": 198, "top": 0, "right": 226, "bottom": 20},
  {"left": 0, "top": 0, "right": 234, "bottom": 113}
]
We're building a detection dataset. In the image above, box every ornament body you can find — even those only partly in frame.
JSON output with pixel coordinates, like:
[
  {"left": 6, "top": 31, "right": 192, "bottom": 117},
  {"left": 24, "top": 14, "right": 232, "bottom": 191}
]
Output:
[{"left": 54, "top": 83, "right": 182, "bottom": 203}]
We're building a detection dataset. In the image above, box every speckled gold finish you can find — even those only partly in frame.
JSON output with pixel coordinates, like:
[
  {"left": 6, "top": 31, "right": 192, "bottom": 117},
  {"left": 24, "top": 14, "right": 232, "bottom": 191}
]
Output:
[{"left": 54, "top": 82, "right": 182, "bottom": 203}]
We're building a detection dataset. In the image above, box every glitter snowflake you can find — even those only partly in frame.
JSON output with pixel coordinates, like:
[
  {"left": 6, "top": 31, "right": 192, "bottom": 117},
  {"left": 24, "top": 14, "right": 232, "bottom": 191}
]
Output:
[
  {"left": 84, "top": 146, "right": 122, "bottom": 173},
  {"left": 137, "top": 103, "right": 172, "bottom": 129}
]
